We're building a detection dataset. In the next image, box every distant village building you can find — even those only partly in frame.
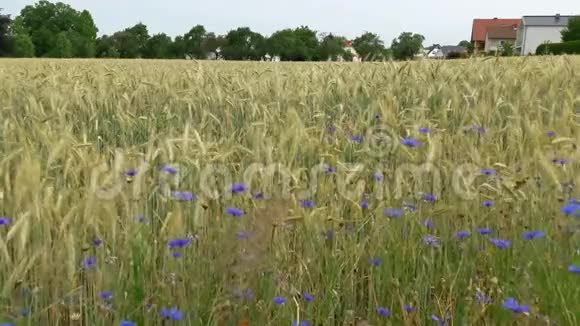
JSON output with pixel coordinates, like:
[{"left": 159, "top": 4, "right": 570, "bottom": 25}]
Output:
[
  {"left": 516, "top": 15, "right": 573, "bottom": 55},
  {"left": 425, "top": 45, "right": 467, "bottom": 59},
  {"left": 206, "top": 47, "right": 222, "bottom": 60},
  {"left": 471, "top": 18, "right": 521, "bottom": 52},
  {"left": 342, "top": 40, "right": 361, "bottom": 62},
  {"left": 485, "top": 25, "right": 518, "bottom": 53},
  {"left": 262, "top": 53, "right": 280, "bottom": 62}
]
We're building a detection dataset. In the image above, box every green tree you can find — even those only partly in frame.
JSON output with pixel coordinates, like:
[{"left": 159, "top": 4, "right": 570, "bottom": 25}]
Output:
[
  {"left": 144, "top": 33, "right": 172, "bottom": 59},
  {"left": 17, "top": 1, "right": 98, "bottom": 57},
  {"left": 96, "top": 35, "right": 115, "bottom": 57},
  {"left": 391, "top": 32, "right": 425, "bottom": 60},
  {"left": 105, "top": 23, "right": 149, "bottom": 58},
  {"left": 561, "top": 16, "right": 580, "bottom": 42},
  {"left": 168, "top": 36, "right": 185, "bottom": 59},
  {"left": 317, "top": 33, "right": 347, "bottom": 61},
  {"left": 202, "top": 32, "right": 226, "bottom": 59},
  {"left": 184, "top": 25, "right": 206, "bottom": 59},
  {"left": 500, "top": 41, "right": 514, "bottom": 56},
  {"left": 222, "top": 27, "right": 265, "bottom": 60},
  {"left": 352, "top": 32, "right": 386, "bottom": 61},
  {"left": 12, "top": 33, "right": 35, "bottom": 57},
  {"left": 53, "top": 31, "right": 72, "bottom": 57},
  {"left": 0, "top": 9, "right": 12, "bottom": 56},
  {"left": 458, "top": 40, "right": 471, "bottom": 48},
  {"left": 106, "top": 47, "right": 120, "bottom": 58},
  {"left": 267, "top": 26, "right": 318, "bottom": 61}
]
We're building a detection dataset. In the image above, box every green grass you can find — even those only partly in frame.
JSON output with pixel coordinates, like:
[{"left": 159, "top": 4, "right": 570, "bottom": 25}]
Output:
[{"left": 0, "top": 57, "right": 579, "bottom": 325}]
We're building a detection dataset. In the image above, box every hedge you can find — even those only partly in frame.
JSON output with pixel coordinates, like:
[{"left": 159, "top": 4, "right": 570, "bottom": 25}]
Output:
[{"left": 536, "top": 41, "right": 580, "bottom": 55}]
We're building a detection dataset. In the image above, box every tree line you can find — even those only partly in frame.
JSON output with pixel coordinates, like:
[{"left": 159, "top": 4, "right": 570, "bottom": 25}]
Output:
[{"left": 0, "top": 0, "right": 429, "bottom": 61}]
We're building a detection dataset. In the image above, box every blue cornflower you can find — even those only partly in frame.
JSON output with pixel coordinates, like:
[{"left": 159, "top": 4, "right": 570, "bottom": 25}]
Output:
[
  {"left": 431, "top": 314, "right": 448, "bottom": 326},
  {"left": 522, "top": 231, "right": 545, "bottom": 240},
  {"left": 99, "top": 291, "right": 113, "bottom": 301},
  {"left": 233, "top": 288, "right": 254, "bottom": 300},
  {"left": 384, "top": 208, "right": 403, "bottom": 218},
  {"left": 423, "top": 220, "right": 434, "bottom": 229},
  {"left": 423, "top": 235, "right": 440, "bottom": 247},
  {"left": 326, "top": 125, "right": 336, "bottom": 133},
  {"left": 403, "top": 304, "right": 416, "bottom": 313},
  {"left": 92, "top": 238, "right": 103, "bottom": 247},
  {"left": 419, "top": 127, "right": 431, "bottom": 134},
  {"left": 477, "top": 228, "right": 492, "bottom": 235},
  {"left": 568, "top": 265, "right": 580, "bottom": 273},
  {"left": 252, "top": 192, "right": 264, "bottom": 200},
  {"left": 475, "top": 290, "right": 493, "bottom": 305},
  {"left": 360, "top": 201, "right": 369, "bottom": 209},
  {"left": 292, "top": 321, "right": 309, "bottom": 326},
  {"left": 373, "top": 172, "right": 383, "bottom": 181},
  {"left": 546, "top": 131, "right": 555, "bottom": 137},
  {"left": 0, "top": 323, "right": 14, "bottom": 326},
  {"left": 481, "top": 169, "right": 496, "bottom": 175},
  {"left": 236, "top": 232, "right": 249, "bottom": 240},
  {"left": 226, "top": 207, "right": 244, "bottom": 217},
  {"left": 323, "top": 165, "right": 336, "bottom": 174},
  {"left": 455, "top": 230, "right": 470, "bottom": 239},
  {"left": 159, "top": 166, "right": 177, "bottom": 175},
  {"left": 167, "top": 239, "right": 190, "bottom": 249},
  {"left": 349, "top": 135, "right": 363, "bottom": 143},
  {"left": 230, "top": 183, "right": 247, "bottom": 194},
  {"left": 303, "top": 292, "right": 314, "bottom": 302},
  {"left": 273, "top": 296, "right": 286, "bottom": 305},
  {"left": 423, "top": 194, "right": 437, "bottom": 202},
  {"left": 300, "top": 200, "right": 315, "bottom": 209},
  {"left": 120, "top": 321, "right": 136, "bottom": 326},
  {"left": 482, "top": 201, "right": 494, "bottom": 207},
  {"left": 502, "top": 297, "right": 529, "bottom": 313},
  {"left": 82, "top": 256, "right": 96, "bottom": 270},
  {"left": 160, "top": 307, "right": 183, "bottom": 320},
  {"left": 171, "top": 251, "right": 182, "bottom": 258},
  {"left": 401, "top": 137, "right": 420, "bottom": 147},
  {"left": 490, "top": 238, "right": 511, "bottom": 249},
  {"left": 376, "top": 307, "right": 391, "bottom": 317},
  {"left": 0, "top": 217, "right": 10, "bottom": 226},
  {"left": 368, "top": 257, "right": 383, "bottom": 266},
  {"left": 561, "top": 202, "right": 580, "bottom": 217},
  {"left": 471, "top": 126, "right": 486, "bottom": 133},
  {"left": 172, "top": 191, "right": 196, "bottom": 201},
  {"left": 124, "top": 169, "right": 137, "bottom": 177},
  {"left": 20, "top": 308, "right": 30, "bottom": 317},
  {"left": 241, "top": 289, "right": 254, "bottom": 300},
  {"left": 552, "top": 159, "right": 568, "bottom": 165}
]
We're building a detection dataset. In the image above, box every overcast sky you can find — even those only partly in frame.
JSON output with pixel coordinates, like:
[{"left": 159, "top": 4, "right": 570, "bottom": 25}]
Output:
[{"left": 3, "top": 0, "right": 579, "bottom": 45}]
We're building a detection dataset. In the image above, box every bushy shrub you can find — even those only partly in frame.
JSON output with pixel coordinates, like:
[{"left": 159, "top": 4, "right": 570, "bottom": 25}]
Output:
[{"left": 536, "top": 41, "right": 580, "bottom": 55}]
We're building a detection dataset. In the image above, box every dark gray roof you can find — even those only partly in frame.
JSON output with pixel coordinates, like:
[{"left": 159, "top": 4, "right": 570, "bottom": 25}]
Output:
[
  {"left": 440, "top": 46, "right": 466, "bottom": 55},
  {"left": 522, "top": 15, "right": 574, "bottom": 27}
]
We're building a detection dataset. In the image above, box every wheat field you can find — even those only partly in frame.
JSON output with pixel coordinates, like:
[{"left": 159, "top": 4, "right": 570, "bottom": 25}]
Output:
[{"left": 0, "top": 57, "right": 579, "bottom": 326}]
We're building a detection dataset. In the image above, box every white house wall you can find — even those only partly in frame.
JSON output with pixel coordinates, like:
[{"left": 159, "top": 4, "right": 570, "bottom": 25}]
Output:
[
  {"left": 522, "top": 26, "right": 566, "bottom": 54},
  {"left": 486, "top": 38, "right": 514, "bottom": 52}
]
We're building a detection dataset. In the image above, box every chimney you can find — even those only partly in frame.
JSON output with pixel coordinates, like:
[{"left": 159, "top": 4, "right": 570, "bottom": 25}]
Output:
[{"left": 555, "top": 14, "right": 561, "bottom": 22}]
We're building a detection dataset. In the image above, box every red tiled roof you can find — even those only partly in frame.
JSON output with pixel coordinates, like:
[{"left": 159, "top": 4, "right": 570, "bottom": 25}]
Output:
[{"left": 471, "top": 18, "right": 521, "bottom": 42}]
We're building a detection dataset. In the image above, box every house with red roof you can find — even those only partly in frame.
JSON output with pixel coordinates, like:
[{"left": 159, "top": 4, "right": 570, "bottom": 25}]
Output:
[
  {"left": 471, "top": 18, "right": 521, "bottom": 52},
  {"left": 341, "top": 40, "right": 361, "bottom": 62}
]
